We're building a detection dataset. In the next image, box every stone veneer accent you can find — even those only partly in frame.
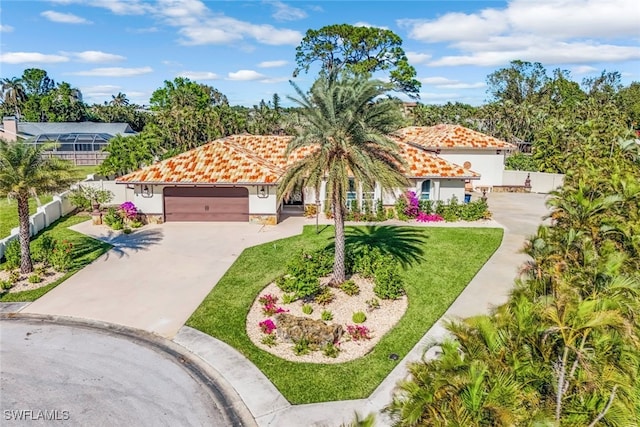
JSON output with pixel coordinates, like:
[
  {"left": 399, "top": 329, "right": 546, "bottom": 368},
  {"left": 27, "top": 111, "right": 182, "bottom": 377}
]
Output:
[{"left": 249, "top": 214, "right": 278, "bottom": 225}]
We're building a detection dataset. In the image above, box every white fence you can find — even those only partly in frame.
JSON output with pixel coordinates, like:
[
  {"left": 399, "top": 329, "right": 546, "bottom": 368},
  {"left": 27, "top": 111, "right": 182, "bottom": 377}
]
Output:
[
  {"left": 0, "top": 191, "right": 76, "bottom": 260},
  {"left": 0, "top": 176, "right": 132, "bottom": 261},
  {"left": 502, "top": 171, "right": 565, "bottom": 194}
]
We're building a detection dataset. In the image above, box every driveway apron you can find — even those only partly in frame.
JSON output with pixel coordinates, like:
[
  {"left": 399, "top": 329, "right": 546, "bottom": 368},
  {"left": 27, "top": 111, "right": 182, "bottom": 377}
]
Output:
[{"left": 22, "top": 220, "right": 304, "bottom": 338}]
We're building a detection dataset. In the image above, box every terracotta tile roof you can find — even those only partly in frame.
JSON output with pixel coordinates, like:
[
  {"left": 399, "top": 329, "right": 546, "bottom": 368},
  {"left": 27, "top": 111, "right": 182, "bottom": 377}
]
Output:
[
  {"left": 117, "top": 139, "right": 284, "bottom": 184},
  {"left": 394, "top": 124, "right": 516, "bottom": 150},
  {"left": 226, "top": 134, "right": 317, "bottom": 168},
  {"left": 394, "top": 139, "right": 480, "bottom": 179},
  {"left": 117, "top": 132, "right": 481, "bottom": 184}
]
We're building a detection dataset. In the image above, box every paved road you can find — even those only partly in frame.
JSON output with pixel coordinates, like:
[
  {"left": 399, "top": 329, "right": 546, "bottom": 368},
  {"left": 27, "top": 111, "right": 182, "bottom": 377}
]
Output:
[{"left": 0, "top": 319, "right": 252, "bottom": 427}]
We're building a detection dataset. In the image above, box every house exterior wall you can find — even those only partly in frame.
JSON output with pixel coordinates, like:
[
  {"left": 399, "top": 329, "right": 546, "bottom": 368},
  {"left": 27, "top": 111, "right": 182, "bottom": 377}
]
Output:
[
  {"left": 108, "top": 183, "right": 279, "bottom": 223},
  {"left": 438, "top": 150, "right": 506, "bottom": 188}
]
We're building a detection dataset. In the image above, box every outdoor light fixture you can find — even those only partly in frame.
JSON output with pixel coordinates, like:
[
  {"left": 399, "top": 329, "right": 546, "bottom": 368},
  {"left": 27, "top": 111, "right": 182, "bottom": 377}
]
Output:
[
  {"left": 141, "top": 184, "right": 153, "bottom": 198},
  {"left": 257, "top": 185, "right": 269, "bottom": 198}
]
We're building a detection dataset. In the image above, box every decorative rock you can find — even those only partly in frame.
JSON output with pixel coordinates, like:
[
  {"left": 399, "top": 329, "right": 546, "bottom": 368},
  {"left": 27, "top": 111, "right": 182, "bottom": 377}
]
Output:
[{"left": 274, "top": 313, "right": 343, "bottom": 346}]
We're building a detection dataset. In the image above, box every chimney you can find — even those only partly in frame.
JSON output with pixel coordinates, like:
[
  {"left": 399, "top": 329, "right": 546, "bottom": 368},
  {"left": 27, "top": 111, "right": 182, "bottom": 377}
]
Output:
[{"left": 2, "top": 116, "right": 18, "bottom": 142}]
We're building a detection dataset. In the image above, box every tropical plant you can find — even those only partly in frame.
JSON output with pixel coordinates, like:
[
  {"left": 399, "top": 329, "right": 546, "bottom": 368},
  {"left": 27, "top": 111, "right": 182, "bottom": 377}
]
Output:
[
  {"left": 0, "top": 140, "right": 74, "bottom": 273},
  {"left": 278, "top": 72, "right": 407, "bottom": 284}
]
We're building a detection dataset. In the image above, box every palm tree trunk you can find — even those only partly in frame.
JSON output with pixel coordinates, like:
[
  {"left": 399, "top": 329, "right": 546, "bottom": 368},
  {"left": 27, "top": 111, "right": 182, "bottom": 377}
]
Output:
[
  {"left": 17, "top": 193, "right": 33, "bottom": 274},
  {"left": 332, "top": 190, "right": 346, "bottom": 284}
]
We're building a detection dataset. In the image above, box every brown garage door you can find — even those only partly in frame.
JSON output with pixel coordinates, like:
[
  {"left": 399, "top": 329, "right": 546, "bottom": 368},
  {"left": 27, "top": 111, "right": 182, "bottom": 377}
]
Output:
[{"left": 164, "top": 187, "right": 249, "bottom": 221}]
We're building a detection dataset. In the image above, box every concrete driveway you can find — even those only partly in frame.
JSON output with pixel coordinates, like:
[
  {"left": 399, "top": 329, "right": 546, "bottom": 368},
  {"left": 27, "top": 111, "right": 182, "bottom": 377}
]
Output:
[{"left": 23, "top": 219, "right": 306, "bottom": 338}]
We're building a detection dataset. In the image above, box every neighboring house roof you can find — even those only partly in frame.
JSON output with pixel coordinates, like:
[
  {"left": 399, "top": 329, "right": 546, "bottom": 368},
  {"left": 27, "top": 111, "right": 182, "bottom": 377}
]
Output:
[
  {"left": 117, "top": 140, "right": 284, "bottom": 184},
  {"left": 118, "top": 132, "right": 482, "bottom": 185},
  {"left": 394, "top": 124, "right": 516, "bottom": 150},
  {"left": 396, "top": 140, "right": 480, "bottom": 179},
  {"left": 17, "top": 122, "right": 135, "bottom": 138}
]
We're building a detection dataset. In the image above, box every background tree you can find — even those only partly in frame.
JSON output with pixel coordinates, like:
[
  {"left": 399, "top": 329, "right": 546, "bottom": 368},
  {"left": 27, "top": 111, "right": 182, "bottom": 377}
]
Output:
[
  {"left": 19, "top": 68, "right": 56, "bottom": 121},
  {"left": 0, "top": 140, "right": 74, "bottom": 273},
  {"left": 110, "top": 92, "right": 130, "bottom": 107},
  {"left": 1, "top": 77, "right": 27, "bottom": 117},
  {"left": 279, "top": 72, "right": 407, "bottom": 284},
  {"left": 39, "top": 82, "right": 87, "bottom": 122},
  {"left": 98, "top": 134, "right": 159, "bottom": 176},
  {"left": 294, "top": 24, "right": 421, "bottom": 98}
]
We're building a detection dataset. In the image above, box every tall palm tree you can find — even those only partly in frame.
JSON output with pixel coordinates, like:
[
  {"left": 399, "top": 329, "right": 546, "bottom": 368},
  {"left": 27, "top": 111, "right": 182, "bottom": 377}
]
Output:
[
  {"left": 1, "top": 77, "right": 27, "bottom": 117},
  {"left": 0, "top": 140, "right": 74, "bottom": 273},
  {"left": 110, "top": 92, "right": 130, "bottom": 107},
  {"left": 278, "top": 72, "right": 407, "bottom": 284}
]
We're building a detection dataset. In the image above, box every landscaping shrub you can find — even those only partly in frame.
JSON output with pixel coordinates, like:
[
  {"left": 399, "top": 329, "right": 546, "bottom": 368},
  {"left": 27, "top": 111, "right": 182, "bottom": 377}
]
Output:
[
  {"left": 1, "top": 280, "right": 12, "bottom": 291},
  {"left": 375, "top": 199, "right": 386, "bottom": 222},
  {"left": 394, "top": 195, "right": 409, "bottom": 220},
  {"left": 276, "top": 249, "right": 333, "bottom": 300},
  {"left": 321, "top": 310, "right": 333, "bottom": 321},
  {"left": 416, "top": 212, "right": 444, "bottom": 222},
  {"left": 352, "top": 311, "right": 367, "bottom": 324},
  {"left": 339, "top": 279, "right": 360, "bottom": 296},
  {"left": 419, "top": 199, "right": 433, "bottom": 215},
  {"left": 350, "top": 245, "right": 385, "bottom": 279},
  {"left": 119, "top": 201, "right": 138, "bottom": 221},
  {"left": 322, "top": 343, "right": 340, "bottom": 358},
  {"left": 32, "top": 233, "right": 56, "bottom": 266},
  {"left": 3, "top": 240, "right": 21, "bottom": 270},
  {"left": 28, "top": 273, "right": 42, "bottom": 284},
  {"left": 261, "top": 334, "right": 277, "bottom": 347},
  {"left": 102, "top": 207, "right": 122, "bottom": 228},
  {"left": 258, "top": 319, "right": 276, "bottom": 334},
  {"left": 459, "top": 199, "right": 490, "bottom": 221},
  {"left": 366, "top": 298, "right": 380, "bottom": 310},
  {"left": 373, "top": 259, "right": 405, "bottom": 300},
  {"left": 293, "top": 338, "right": 311, "bottom": 356},
  {"left": 362, "top": 199, "right": 374, "bottom": 221},
  {"left": 8, "top": 270, "right": 20, "bottom": 284},
  {"left": 302, "top": 304, "right": 313, "bottom": 315},
  {"left": 69, "top": 186, "right": 114, "bottom": 211},
  {"left": 314, "top": 287, "right": 335, "bottom": 305},
  {"left": 404, "top": 191, "right": 420, "bottom": 218},
  {"left": 259, "top": 294, "right": 287, "bottom": 316},
  {"left": 51, "top": 240, "right": 73, "bottom": 272}
]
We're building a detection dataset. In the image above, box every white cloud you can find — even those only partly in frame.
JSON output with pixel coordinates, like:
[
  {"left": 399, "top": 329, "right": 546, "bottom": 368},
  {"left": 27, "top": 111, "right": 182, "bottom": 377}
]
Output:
[
  {"left": 65, "top": 50, "right": 126, "bottom": 63},
  {"left": 81, "top": 84, "right": 122, "bottom": 98},
  {"left": 227, "top": 70, "right": 267, "bottom": 81},
  {"left": 269, "top": 1, "right": 307, "bottom": 21},
  {"left": 353, "top": 21, "right": 389, "bottom": 30},
  {"left": 177, "top": 71, "right": 219, "bottom": 80},
  {"left": 422, "top": 77, "right": 486, "bottom": 89},
  {"left": 0, "top": 24, "right": 14, "bottom": 32},
  {"left": 0, "top": 52, "right": 69, "bottom": 64},
  {"left": 400, "top": 0, "right": 640, "bottom": 68},
  {"left": 406, "top": 52, "right": 431, "bottom": 65},
  {"left": 258, "top": 60, "right": 288, "bottom": 68},
  {"left": 152, "top": 1, "right": 302, "bottom": 46},
  {"left": 70, "top": 67, "right": 153, "bottom": 77},
  {"left": 572, "top": 65, "right": 598, "bottom": 75},
  {"left": 429, "top": 41, "right": 640, "bottom": 67},
  {"left": 41, "top": 10, "right": 92, "bottom": 24},
  {"left": 129, "top": 27, "right": 159, "bottom": 34}
]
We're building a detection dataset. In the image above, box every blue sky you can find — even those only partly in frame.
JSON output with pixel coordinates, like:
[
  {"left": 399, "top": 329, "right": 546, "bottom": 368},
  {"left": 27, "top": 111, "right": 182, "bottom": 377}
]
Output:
[{"left": 1, "top": 0, "right": 638, "bottom": 107}]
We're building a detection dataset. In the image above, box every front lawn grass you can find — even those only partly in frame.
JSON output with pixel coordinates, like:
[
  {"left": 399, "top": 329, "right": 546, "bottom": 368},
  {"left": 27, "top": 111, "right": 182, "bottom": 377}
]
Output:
[
  {"left": 0, "top": 214, "right": 112, "bottom": 302},
  {"left": 0, "top": 196, "right": 54, "bottom": 238},
  {"left": 187, "top": 225, "right": 503, "bottom": 404}
]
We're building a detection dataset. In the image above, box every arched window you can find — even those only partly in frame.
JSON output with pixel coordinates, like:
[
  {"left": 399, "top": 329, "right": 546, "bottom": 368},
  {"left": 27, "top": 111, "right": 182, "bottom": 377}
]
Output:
[{"left": 420, "top": 180, "right": 431, "bottom": 200}]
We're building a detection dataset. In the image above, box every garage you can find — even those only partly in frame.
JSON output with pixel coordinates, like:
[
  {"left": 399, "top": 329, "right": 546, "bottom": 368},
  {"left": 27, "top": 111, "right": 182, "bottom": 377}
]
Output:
[{"left": 163, "top": 187, "right": 249, "bottom": 222}]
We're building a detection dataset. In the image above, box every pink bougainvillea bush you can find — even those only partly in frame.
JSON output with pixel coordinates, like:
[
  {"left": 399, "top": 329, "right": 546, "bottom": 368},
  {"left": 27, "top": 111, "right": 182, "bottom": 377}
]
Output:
[{"left": 416, "top": 212, "right": 444, "bottom": 223}]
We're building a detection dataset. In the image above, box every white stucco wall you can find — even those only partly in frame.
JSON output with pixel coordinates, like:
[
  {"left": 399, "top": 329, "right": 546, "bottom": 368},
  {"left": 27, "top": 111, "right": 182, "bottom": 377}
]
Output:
[
  {"left": 437, "top": 179, "right": 466, "bottom": 203},
  {"left": 438, "top": 150, "right": 506, "bottom": 188}
]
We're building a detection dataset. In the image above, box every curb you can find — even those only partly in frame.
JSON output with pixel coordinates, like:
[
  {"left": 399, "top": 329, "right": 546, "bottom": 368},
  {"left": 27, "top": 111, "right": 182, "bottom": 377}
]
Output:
[{"left": 0, "top": 313, "right": 258, "bottom": 427}]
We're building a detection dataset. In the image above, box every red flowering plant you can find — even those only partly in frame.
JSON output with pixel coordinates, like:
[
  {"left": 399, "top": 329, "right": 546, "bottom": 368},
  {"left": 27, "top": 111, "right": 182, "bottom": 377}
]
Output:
[
  {"left": 259, "top": 319, "right": 277, "bottom": 334},
  {"left": 259, "top": 294, "right": 288, "bottom": 316},
  {"left": 416, "top": 212, "right": 444, "bottom": 222},
  {"left": 346, "top": 325, "right": 372, "bottom": 341}
]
